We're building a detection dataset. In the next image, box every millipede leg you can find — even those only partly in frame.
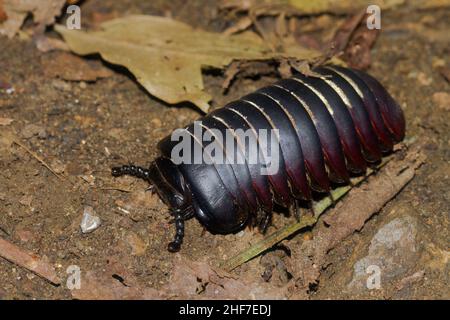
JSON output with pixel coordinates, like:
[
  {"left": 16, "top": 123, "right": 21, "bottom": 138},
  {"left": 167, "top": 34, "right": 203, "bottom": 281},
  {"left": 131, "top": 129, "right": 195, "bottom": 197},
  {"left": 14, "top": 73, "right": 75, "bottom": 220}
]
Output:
[
  {"left": 259, "top": 211, "right": 272, "bottom": 233},
  {"left": 167, "top": 206, "right": 193, "bottom": 251},
  {"left": 168, "top": 210, "right": 185, "bottom": 252},
  {"left": 253, "top": 208, "right": 264, "bottom": 229},
  {"left": 308, "top": 200, "right": 316, "bottom": 218},
  {"left": 146, "top": 185, "right": 155, "bottom": 193},
  {"left": 328, "top": 192, "right": 336, "bottom": 206},
  {"left": 111, "top": 164, "right": 151, "bottom": 182},
  {"left": 289, "top": 200, "right": 301, "bottom": 221}
]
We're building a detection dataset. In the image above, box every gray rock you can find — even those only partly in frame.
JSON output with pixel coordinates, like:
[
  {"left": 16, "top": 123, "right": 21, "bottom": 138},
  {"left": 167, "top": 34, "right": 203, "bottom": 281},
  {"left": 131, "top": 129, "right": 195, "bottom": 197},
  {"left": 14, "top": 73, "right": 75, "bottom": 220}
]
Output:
[{"left": 347, "top": 215, "right": 419, "bottom": 292}]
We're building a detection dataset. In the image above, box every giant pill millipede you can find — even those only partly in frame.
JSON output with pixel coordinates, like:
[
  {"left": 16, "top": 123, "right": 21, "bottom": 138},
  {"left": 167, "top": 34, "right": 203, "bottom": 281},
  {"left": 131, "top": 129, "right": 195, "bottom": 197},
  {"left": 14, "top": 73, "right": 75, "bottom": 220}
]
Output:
[{"left": 112, "top": 65, "right": 405, "bottom": 252}]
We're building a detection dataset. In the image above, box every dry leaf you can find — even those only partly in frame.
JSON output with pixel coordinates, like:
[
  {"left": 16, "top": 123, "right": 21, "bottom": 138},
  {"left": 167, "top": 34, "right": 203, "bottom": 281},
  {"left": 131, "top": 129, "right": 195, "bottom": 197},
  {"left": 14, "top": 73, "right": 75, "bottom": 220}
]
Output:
[
  {"left": 222, "top": 16, "right": 253, "bottom": 35},
  {"left": 0, "top": 117, "right": 13, "bottom": 126},
  {"left": 0, "top": 237, "right": 60, "bottom": 285},
  {"left": 72, "top": 259, "right": 159, "bottom": 300},
  {"left": 330, "top": 11, "right": 380, "bottom": 69},
  {"left": 0, "top": 0, "right": 66, "bottom": 38},
  {"left": 0, "top": 0, "right": 7, "bottom": 23},
  {"left": 288, "top": 142, "right": 426, "bottom": 295},
  {"left": 55, "top": 15, "right": 323, "bottom": 112},
  {"left": 35, "top": 35, "right": 70, "bottom": 53},
  {"left": 287, "top": 0, "right": 404, "bottom": 13},
  {"left": 163, "top": 256, "right": 287, "bottom": 299},
  {"left": 72, "top": 256, "right": 286, "bottom": 300},
  {"left": 221, "top": 0, "right": 405, "bottom": 15}
]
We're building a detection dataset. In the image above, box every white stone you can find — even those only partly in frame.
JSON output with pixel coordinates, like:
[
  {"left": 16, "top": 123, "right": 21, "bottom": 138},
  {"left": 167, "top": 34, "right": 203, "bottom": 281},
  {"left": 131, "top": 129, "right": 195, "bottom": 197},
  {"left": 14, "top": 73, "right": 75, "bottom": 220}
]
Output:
[{"left": 80, "top": 206, "right": 101, "bottom": 233}]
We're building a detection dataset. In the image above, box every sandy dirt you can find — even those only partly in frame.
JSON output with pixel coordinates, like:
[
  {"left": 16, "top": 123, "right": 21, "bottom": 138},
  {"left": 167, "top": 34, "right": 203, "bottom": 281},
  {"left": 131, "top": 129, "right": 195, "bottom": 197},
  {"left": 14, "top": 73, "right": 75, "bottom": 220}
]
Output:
[{"left": 0, "top": 1, "right": 448, "bottom": 299}]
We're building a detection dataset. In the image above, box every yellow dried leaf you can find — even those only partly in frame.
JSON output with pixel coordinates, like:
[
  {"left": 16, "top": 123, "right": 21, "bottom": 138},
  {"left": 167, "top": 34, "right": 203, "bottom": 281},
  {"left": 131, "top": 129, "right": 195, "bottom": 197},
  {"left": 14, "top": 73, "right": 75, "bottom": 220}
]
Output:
[
  {"left": 220, "top": 0, "right": 406, "bottom": 14},
  {"left": 287, "top": 0, "right": 405, "bottom": 13},
  {"left": 55, "top": 15, "right": 323, "bottom": 112}
]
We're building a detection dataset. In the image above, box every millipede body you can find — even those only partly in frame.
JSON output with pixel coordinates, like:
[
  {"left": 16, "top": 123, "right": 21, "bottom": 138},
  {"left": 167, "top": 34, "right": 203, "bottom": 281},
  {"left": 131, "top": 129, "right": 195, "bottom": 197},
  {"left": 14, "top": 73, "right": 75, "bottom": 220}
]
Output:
[{"left": 112, "top": 65, "right": 405, "bottom": 252}]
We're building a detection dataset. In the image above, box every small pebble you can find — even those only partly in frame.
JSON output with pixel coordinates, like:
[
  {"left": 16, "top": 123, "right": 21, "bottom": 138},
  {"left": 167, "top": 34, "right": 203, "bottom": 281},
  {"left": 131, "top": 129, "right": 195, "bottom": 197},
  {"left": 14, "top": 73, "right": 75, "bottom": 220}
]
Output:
[
  {"left": 80, "top": 206, "right": 101, "bottom": 234},
  {"left": 50, "top": 159, "right": 66, "bottom": 174},
  {"left": 52, "top": 79, "right": 72, "bottom": 91},
  {"left": 19, "top": 194, "right": 32, "bottom": 207}
]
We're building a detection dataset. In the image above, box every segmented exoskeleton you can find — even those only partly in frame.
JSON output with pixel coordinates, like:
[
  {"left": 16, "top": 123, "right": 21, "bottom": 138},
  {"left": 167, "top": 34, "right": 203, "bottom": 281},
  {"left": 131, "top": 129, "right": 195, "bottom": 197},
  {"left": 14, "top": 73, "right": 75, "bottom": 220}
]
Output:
[{"left": 112, "top": 65, "right": 405, "bottom": 252}]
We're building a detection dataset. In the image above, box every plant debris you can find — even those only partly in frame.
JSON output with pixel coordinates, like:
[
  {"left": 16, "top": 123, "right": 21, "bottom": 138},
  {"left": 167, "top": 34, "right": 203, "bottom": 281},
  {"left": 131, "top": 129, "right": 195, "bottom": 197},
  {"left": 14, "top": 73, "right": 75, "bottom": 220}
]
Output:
[
  {"left": 55, "top": 15, "right": 324, "bottom": 112},
  {"left": 0, "top": 1, "right": 7, "bottom": 23},
  {"left": 72, "top": 256, "right": 287, "bottom": 299},
  {"left": 0, "top": 0, "right": 66, "bottom": 38},
  {"left": 287, "top": 142, "right": 426, "bottom": 297},
  {"left": 0, "top": 237, "right": 60, "bottom": 285},
  {"left": 0, "top": 117, "right": 13, "bottom": 126},
  {"left": 220, "top": 0, "right": 405, "bottom": 18},
  {"left": 222, "top": 141, "right": 426, "bottom": 272}
]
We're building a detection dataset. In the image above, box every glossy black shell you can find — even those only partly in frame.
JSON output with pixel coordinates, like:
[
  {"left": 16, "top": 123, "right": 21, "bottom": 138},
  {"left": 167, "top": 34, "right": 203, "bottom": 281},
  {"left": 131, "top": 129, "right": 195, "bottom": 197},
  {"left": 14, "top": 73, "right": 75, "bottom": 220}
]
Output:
[{"left": 155, "top": 65, "right": 405, "bottom": 234}]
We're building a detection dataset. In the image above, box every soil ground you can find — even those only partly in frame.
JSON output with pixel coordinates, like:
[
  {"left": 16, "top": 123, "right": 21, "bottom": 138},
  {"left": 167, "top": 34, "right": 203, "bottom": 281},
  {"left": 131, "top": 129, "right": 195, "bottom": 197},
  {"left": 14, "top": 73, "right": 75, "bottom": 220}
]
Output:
[{"left": 0, "top": 1, "right": 448, "bottom": 299}]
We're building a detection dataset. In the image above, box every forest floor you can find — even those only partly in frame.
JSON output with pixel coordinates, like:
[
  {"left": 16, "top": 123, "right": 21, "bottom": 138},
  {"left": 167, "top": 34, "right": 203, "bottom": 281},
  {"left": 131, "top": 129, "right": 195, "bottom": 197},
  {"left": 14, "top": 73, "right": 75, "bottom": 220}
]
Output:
[{"left": 0, "top": 0, "right": 448, "bottom": 299}]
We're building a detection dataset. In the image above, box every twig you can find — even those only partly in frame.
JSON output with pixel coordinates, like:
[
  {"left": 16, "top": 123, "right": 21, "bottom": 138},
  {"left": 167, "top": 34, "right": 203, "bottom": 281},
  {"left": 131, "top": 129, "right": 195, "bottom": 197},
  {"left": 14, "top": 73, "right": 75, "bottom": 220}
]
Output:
[
  {"left": 101, "top": 186, "right": 133, "bottom": 193},
  {"left": 221, "top": 156, "right": 392, "bottom": 272},
  {"left": 0, "top": 237, "right": 60, "bottom": 285},
  {"left": 12, "top": 138, "right": 69, "bottom": 183}
]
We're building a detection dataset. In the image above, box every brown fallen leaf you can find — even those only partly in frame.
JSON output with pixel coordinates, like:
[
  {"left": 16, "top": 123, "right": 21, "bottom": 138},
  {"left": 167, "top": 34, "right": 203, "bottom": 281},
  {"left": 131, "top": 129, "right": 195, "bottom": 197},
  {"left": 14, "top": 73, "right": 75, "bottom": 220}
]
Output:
[
  {"left": 0, "top": 0, "right": 66, "bottom": 38},
  {"left": 42, "top": 52, "right": 113, "bottom": 82},
  {"left": 222, "top": 59, "right": 290, "bottom": 92},
  {"left": 0, "top": 237, "right": 60, "bottom": 285},
  {"left": 163, "top": 256, "right": 287, "bottom": 299},
  {"left": 222, "top": 16, "right": 253, "bottom": 36},
  {"left": 55, "top": 15, "right": 324, "bottom": 112},
  {"left": 0, "top": 117, "right": 13, "bottom": 126},
  {"left": 72, "top": 259, "right": 159, "bottom": 300},
  {"left": 220, "top": 0, "right": 404, "bottom": 16},
  {"left": 342, "top": 17, "right": 380, "bottom": 69},
  {"left": 395, "top": 270, "right": 425, "bottom": 291},
  {"left": 73, "top": 256, "right": 286, "bottom": 300},
  {"left": 277, "top": 58, "right": 293, "bottom": 78},
  {"left": 287, "top": 142, "right": 426, "bottom": 296},
  {"left": 35, "top": 35, "right": 70, "bottom": 53},
  {"left": 287, "top": 0, "right": 404, "bottom": 13},
  {"left": 222, "top": 61, "right": 242, "bottom": 91},
  {"left": 0, "top": 0, "right": 7, "bottom": 23},
  {"left": 328, "top": 10, "right": 366, "bottom": 57},
  {"left": 325, "top": 10, "right": 380, "bottom": 69}
]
